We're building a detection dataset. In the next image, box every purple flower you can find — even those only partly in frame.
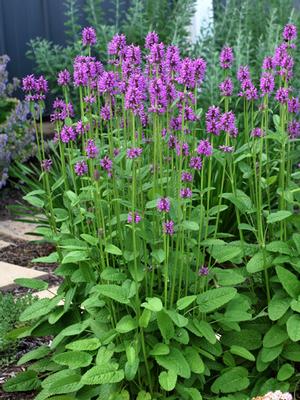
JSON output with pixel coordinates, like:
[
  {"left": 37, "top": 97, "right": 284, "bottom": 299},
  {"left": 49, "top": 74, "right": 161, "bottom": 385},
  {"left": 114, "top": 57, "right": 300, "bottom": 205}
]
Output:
[
  {"left": 288, "top": 120, "right": 300, "bottom": 138},
  {"left": 219, "top": 111, "right": 238, "bottom": 137},
  {"left": 176, "top": 58, "right": 196, "bottom": 88},
  {"left": 127, "top": 212, "right": 141, "bottom": 224},
  {"left": 219, "top": 145, "right": 234, "bottom": 153},
  {"left": 288, "top": 97, "right": 300, "bottom": 114},
  {"left": 100, "top": 155, "right": 113, "bottom": 171},
  {"left": 108, "top": 33, "right": 126, "bottom": 57},
  {"left": 157, "top": 197, "right": 171, "bottom": 213},
  {"left": 219, "top": 77, "right": 233, "bottom": 97},
  {"left": 124, "top": 72, "right": 146, "bottom": 114},
  {"left": 41, "top": 159, "right": 52, "bottom": 172},
  {"left": 260, "top": 72, "right": 275, "bottom": 95},
  {"left": 275, "top": 87, "right": 289, "bottom": 104},
  {"left": 57, "top": 69, "right": 71, "bottom": 86},
  {"left": 97, "top": 71, "right": 119, "bottom": 95},
  {"left": 148, "top": 42, "right": 165, "bottom": 67},
  {"left": 85, "top": 139, "right": 99, "bottom": 159},
  {"left": 60, "top": 125, "right": 76, "bottom": 143},
  {"left": 198, "top": 265, "right": 209, "bottom": 276},
  {"left": 194, "top": 58, "right": 206, "bottom": 85},
  {"left": 74, "top": 160, "right": 88, "bottom": 176},
  {"left": 22, "top": 74, "right": 36, "bottom": 92},
  {"left": 126, "top": 147, "right": 143, "bottom": 159},
  {"left": 50, "top": 99, "right": 74, "bottom": 122},
  {"left": 181, "top": 171, "right": 193, "bottom": 182},
  {"left": 196, "top": 139, "right": 213, "bottom": 156},
  {"left": 100, "top": 105, "right": 111, "bottom": 121},
  {"left": 76, "top": 120, "right": 90, "bottom": 135},
  {"left": 262, "top": 56, "right": 274, "bottom": 70},
  {"left": 219, "top": 46, "right": 234, "bottom": 69},
  {"left": 35, "top": 76, "right": 48, "bottom": 94},
  {"left": 82, "top": 26, "right": 97, "bottom": 46},
  {"left": 180, "top": 187, "right": 192, "bottom": 198},
  {"left": 237, "top": 65, "right": 250, "bottom": 82},
  {"left": 283, "top": 24, "right": 297, "bottom": 41},
  {"left": 164, "top": 45, "right": 181, "bottom": 75},
  {"left": 149, "top": 77, "right": 168, "bottom": 113},
  {"left": 175, "top": 142, "right": 189, "bottom": 157},
  {"left": 206, "top": 105, "right": 221, "bottom": 136},
  {"left": 251, "top": 127, "right": 264, "bottom": 138},
  {"left": 145, "top": 31, "right": 159, "bottom": 49},
  {"left": 189, "top": 157, "right": 202, "bottom": 170},
  {"left": 163, "top": 220, "right": 174, "bottom": 235}
]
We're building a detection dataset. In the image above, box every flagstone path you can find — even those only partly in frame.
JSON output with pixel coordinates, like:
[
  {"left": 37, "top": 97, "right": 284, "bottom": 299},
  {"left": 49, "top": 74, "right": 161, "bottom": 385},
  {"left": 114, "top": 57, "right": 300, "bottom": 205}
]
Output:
[{"left": 0, "top": 219, "right": 57, "bottom": 298}]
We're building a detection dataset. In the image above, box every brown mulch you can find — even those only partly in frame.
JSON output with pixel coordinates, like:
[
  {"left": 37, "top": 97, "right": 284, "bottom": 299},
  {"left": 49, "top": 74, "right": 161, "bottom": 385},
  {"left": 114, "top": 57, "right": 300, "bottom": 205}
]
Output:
[{"left": 0, "top": 186, "right": 26, "bottom": 221}]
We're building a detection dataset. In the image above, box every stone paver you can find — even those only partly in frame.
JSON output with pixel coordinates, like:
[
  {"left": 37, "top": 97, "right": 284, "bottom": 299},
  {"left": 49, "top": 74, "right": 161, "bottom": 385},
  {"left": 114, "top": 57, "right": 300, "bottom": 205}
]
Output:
[
  {"left": 36, "top": 285, "right": 59, "bottom": 299},
  {"left": 0, "top": 261, "right": 48, "bottom": 290},
  {"left": 0, "top": 240, "right": 12, "bottom": 249},
  {"left": 0, "top": 220, "right": 39, "bottom": 241}
]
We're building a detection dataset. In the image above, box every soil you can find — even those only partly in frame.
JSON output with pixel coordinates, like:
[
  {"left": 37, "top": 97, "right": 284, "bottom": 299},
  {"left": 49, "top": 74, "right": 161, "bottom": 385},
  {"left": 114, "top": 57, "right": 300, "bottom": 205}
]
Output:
[{"left": 0, "top": 186, "right": 25, "bottom": 221}]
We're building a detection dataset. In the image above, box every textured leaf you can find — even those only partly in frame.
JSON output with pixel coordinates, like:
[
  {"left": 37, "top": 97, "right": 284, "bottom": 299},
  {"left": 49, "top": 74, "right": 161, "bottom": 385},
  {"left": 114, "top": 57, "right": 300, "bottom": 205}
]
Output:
[
  {"left": 116, "top": 315, "right": 138, "bottom": 333},
  {"left": 267, "top": 210, "right": 292, "bottom": 224},
  {"left": 230, "top": 345, "right": 255, "bottom": 361},
  {"left": 263, "top": 325, "right": 288, "bottom": 348},
  {"left": 197, "top": 287, "right": 237, "bottom": 313},
  {"left": 105, "top": 243, "right": 122, "bottom": 255},
  {"left": 193, "top": 319, "right": 216, "bottom": 344},
  {"left": 3, "top": 371, "right": 40, "bottom": 392},
  {"left": 81, "top": 365, "right": 124, "bottom": 385},
  {"left": 184, "top": 347, "right": 205, "bottom": 374},
  {"left": 157, "top": 310, "right": 174, "bottom": 340},
  {"left": 142, "top": 297, "right": 163, "bottom": 312},
  {"left": 261, "top": 345, "right": 283, "bottom": 362},
  {"left": 277, "top": 363, "right": 295, "bottom": 381},
  {"left": 211, "top": 367, "right": 249, "bottom": 394},
  {"left": 66, "top": 338, "right": 101, "bottom": 351},
  {"left": 20, "top": 298, "right": 54, "bottom": 321},
  {"left": 268, "top": 293, "right": 290, "bottom": 321},
  {"left": 287, "top": 315, "right": 300, "bottom": 342},
  {"left": 96, "top": 284, "right": 130, "bottom": 304},
  {"left": 18, "top": 346, "right": 51, "bottom": 365},
  {"left": 149, "top": 343, "right": 170, "bottom": 356},
  {"left": 210, "top": 245, "right": 242, "bottom": 263},
  {"left": 246, "top": 251, "right": 273, "bottom": 273},
  {"left": 176, "top": 295, "right": 197, "bottom": 310},
  {"left": 155, "top": 348, "right": 191, "bottom": 379},
  {"left": 276, "top": 266, "right": 300, "bottom": 298},
  {"left": 53, "top": 351, "right": 92, "bottom": 369},
  {"left": 62, "top": 250, "right": 88, "bottom": 264},
  {"left": 14, "top": 278, "right": 48, "bottom": 291},
  {"left": 159, "top": 370, "right": 177, "bottom": 391}
]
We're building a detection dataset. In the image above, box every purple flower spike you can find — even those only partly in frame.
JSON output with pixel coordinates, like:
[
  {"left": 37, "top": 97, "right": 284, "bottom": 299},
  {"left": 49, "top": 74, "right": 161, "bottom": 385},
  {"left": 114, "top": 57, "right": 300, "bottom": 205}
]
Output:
[
  {"left": 219, "top": 77, "right": 233, "bottom": 97},
  {"left": 41, "top": 159, "right": 52, "bottom": 172},
  {"left": 126, "top": 147, "right": 143, "bottom": 159},
  {"left": 283, "top": 24, "right": 297, "bottom": 41},
  {"left": 100, "top": 155, "right": 113, "bottom": 172},
  {"left": 288, "top": 120, "right": 300, "bottom": 138},
  {"left": 145, "top": 31, "right": 159, "bottom": 49},
  {"left": 275, "top": 87, "right": 289, "bottom": 104},
  {"left": 198, "top": 265, "right": 209, "bottom": 276},
  {"left": 85, "top": 139, "right": 99, "bottom": 159},
  {"left": 157, "top": 197, "right": 171, "bottom": 213},
  {"left": 288, "top": 97, "right": 300, "bottom": 114},
  {"left": 82, "top": 26, "right": 97, "bottom": 46},
  {"left": 163, "top": 220, "right": 174, "bottom": 235},
  {"left": 237, "top": 65, "right": 250, "bottom": 82},
  {"left": 196, "top": 139, "right": 213, "bottom": 156},
  {"left": 57, "top": 69, "right": 71, "bottom": 86},
  {"left": 127, "top": 212, "right": 141, "bottom": 224},
  {"left": 219, "top": 46, "right": 234, "bottom": 69},
  {"left": 219, "top": 145, "right": 234, "bottom": 153},
  {"left": 74, "top": 160, "right": 88, "bottom": 176},
  {"left": 251, "top": 128, "right": 264, "bottom": 138},
  {"left": 189, "top": 157, "right": 202, "bottom": 170},
  {"left": 181, "top": 171, "right": 193, "bottom": 182},
  {"left": 22, "top": 75, "right": 36, "bottom": 92},
  {"left": 180, "top": 188, "right": 192, "bottom": 198},
  {"left": 260, "top": 72, "right": 275, "bottom": 95}
]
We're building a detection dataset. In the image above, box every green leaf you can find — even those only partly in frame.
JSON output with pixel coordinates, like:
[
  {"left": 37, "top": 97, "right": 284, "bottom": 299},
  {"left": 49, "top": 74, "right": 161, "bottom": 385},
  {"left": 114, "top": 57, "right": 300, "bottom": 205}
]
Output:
[
  {"left": 211, "top": 367, "right": 249, "bottom": 394},
  {"left": 137, "top": 391, "right": 151, "bottom": 400},
  {"left": 53, "top": 351, "right": 92, "bottom": 369},
  {"left": 80, "top": 233, "right": 98, "bottom": 246},
  {"left": 184, "top": 347, "right": 205, "bottom": 374},
  {"left": 157, "top": 310, "right": 174, "bottom": 340},
  {"left": 276, "top": 266, "right": 300, "bottom": 298},
  {"left": 32, "top": 252, "right": 59, "bottom": 264},
  {"left": 182, "top": 387, "right": 203, "bottom": 400},
  {"left": 193, "top": 319, "right": 216, "bottom": 344},
  {"left": 166, "top": 310, "right": 188, "bottom": 328},
  {"left": 96, "top": 284, "right": 130, "bottom": 304},
  {"left": 14, "top": 278, "right": 48, "bottom": 291},
  {"left": 20, "top": 298, "right": 55, "bottom": 321},
  {"left": 66, "top": 338, "right": 101, "bottom": 351},
  {"left": 141, "top": 297, "right": 163, "bottom": 312},
  {"left": 176, "top": 295, "right": 197, "bottom": 310},
  {"left": 155, "top": 348, "right": 191, "bottom": 379},
  {"left": 181, "top": 220, "right": 199, "bottom": 231},
  {"left": 291, "top": 298, "right": 300, "bottom": 313},
  {"left": 18, "top": 346, "right": 51, "bottom": 365},
  {"left": 81, "top": 365, "right": 124, "bottom": 385},
  {"left": 266, "top": 241, "right": 291, "bottom": 254},
  {"left": 197, "top": 287, "right": 237, "bottom": 313},
  {"left": 24, "top": 194, "right": 44, "bottom": 208},
  {"left": 100, "top": 268, "right": 126, "bottom": 282},
  {"left": 230, "top": 345, "right": 255, "bottom": 361},
  {"left": 277, "top": 363, "right": 295, "bottom": 381},
  {"left": 222, "top": 190, "right": 253, "bottom": 213},
  {"left": 62, "top": 250, "right": 88, "bottom": 264},
  {"left": 263, "top": 324, "right": 288, "bottom": 348},
  {"left": 151, "top": 249, "right": 165, "bottom": 263},
  {"left": 159, "top": 370, "right": 177, "bottom": 391},
  {"left": 222, "top": 329, "right": 262, "bottom": 350},
  {"left": 267, "top": 210, "right": 292, "bottom": 224},
  {"left": 210, "top": 245, "right": 242, "bottom": 263},
  {"left": 105, "top": 243, "right": 122, "bottom": 256},
  {"left": 139, "top": 308, "right": 152, "bottom": 328},
  {"left": 246, "top": 251, "right": 273, "bottom": 273},
  {"left": 125, "top": 345, "right": 139, "bottom": 381},
  {"left": 287, "top": 315, "right": 300, "bottom": 342},
  {"left": 149, "top": 343, "right": 170, "bottom": 356},
  {"left": 44, "top": 373, "right": 83, "bottom": 395},
  {"left": 215, "top": 268, "right": 245, "bottom": 286},
  {"left": 3, "top": 371, "right": 40, "bottom": 392},
  {"left": 261, "top": 344, "right": 283, "bottom": 362},
  {"left": 116, "top": 315, "right": 138, "bottom": 333},
  {"left": 268, "top": 292, "right": 290, "bottom": 321}
]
